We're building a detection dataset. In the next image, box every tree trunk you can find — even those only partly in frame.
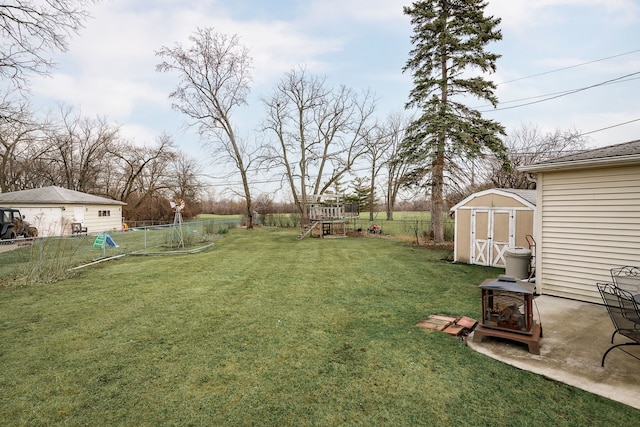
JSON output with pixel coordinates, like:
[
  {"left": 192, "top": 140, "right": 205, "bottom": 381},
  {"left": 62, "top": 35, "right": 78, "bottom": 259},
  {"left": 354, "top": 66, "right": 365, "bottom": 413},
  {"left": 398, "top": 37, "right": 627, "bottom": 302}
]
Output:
[
  {"left": 431, "top": 142, "right": 445, "bottom": 242},
  {"left": 369, "top": 157, "right": 375, "bottom": 222},
  {"left": 299, "top": 175, "right": 309, "bottom": 227},
  {"left": 238, "top": 166, "right": 253, "bottom": 229},
  {"left": 386, "top": 168, "right": 396, "bottom": 220}
]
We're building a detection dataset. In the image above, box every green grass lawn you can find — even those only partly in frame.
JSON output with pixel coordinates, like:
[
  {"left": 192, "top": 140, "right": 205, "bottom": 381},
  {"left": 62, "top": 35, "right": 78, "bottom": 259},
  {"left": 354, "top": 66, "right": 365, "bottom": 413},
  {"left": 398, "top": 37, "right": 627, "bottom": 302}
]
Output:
[{"left": 0, "top": 228, "right": 637, "bottom": 425}]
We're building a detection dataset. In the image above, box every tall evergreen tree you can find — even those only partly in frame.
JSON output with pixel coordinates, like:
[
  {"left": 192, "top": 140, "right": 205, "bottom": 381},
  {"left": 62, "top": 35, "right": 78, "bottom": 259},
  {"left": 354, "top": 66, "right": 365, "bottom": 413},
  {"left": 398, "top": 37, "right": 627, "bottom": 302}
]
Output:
[
  {"left": 350, "top": 177, "right": 373, "bottom": 214},
  {"left": 402, "top": 0, "right": 508, "bottom": 242}
]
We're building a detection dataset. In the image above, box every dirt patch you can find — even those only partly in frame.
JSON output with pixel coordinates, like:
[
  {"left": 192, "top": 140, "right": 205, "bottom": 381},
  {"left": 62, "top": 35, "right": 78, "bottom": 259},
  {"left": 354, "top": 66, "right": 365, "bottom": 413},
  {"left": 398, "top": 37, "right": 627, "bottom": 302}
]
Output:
[
  {"left": 386, "top": 234, "right": 454, "bottom": 251},
  {"left": 346, "top": 231, "right": 365, "bottom": 237}
]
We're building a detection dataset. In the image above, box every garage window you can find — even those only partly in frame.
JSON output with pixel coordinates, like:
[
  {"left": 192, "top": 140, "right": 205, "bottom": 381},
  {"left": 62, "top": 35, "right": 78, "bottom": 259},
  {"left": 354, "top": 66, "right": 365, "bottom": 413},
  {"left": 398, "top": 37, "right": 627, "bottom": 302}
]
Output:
[{"left": 98, "top": 210, "right": 111, "bottom": 217}]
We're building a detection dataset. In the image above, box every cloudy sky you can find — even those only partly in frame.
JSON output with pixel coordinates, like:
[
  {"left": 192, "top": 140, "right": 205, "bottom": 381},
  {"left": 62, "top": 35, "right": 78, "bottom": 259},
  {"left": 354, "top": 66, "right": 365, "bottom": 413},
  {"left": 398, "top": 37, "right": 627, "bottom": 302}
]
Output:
[{"left": 29, "top": 0, "right": 640, "bottom": 192}]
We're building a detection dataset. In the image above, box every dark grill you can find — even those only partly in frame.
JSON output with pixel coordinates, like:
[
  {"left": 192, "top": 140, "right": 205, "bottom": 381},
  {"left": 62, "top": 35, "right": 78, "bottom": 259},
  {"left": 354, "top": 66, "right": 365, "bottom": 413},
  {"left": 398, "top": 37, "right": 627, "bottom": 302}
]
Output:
[
  {"left": 473, "top": 275, "right": 542, "bottom": 354},
  {"left": 480, "top": 276, "right": 535, "bottom": 334}
]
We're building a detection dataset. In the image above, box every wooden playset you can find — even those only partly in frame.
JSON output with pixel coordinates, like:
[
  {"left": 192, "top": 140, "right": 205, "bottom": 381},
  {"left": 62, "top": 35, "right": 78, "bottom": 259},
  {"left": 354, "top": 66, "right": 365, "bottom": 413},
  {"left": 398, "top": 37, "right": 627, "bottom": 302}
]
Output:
[{"left": 297, "top": 194, "right": 358, "bottom": 239}]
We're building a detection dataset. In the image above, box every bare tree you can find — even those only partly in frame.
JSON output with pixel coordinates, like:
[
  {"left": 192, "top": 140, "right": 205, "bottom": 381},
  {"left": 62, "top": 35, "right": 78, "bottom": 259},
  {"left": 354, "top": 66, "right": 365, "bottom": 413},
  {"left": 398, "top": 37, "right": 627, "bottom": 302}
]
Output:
[
  {"left": 104, "top": 133, "right": 204, "bottom": 221},
  {"left": 261, "top": 68, "right": 376, "bottom": 223},
  {"left": 156, "top": 27, "right": 256, "bottom": 228},
  {"left": 0, "top": 95, "right": 45, "bottom": 191},
  {"left": 122, "top": 141, "right": 180, "bottom": 222},
  {"left": 169, "top": 149, "right": 204, "bottom": 216},
  {"left": 104, "top": 133, "right": 175, "bottom": 202},
  {"left": 362, "top": 123, "right": 387, "bottom": 222},
  {"left": 0, "top": 96, "right": 205, "bottom": 221},
  {"left": 43, "top": 106, "right": 119, "bottom": 192},
  {"left": 380, "top": 112, "right": 413, "bottom": 220},
  {"left": 487, "top": 124, "right": 588, "bottom": 189},
  {"left": 0, "top": 0, "right": 95, "bottom": 90}
]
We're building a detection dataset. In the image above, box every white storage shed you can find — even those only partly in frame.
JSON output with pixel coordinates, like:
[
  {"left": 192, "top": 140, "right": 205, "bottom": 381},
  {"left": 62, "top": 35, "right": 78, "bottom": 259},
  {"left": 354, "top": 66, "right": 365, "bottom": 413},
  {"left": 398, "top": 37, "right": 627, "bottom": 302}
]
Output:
[{"left": 450, "top": 188, "right": 536, "bottom": 268}]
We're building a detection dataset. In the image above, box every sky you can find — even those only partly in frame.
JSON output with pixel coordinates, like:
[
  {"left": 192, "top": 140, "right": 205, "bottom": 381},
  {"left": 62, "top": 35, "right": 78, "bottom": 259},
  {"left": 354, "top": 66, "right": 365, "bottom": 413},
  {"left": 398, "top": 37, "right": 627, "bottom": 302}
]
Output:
[{"left": 29, "top": 0, "right": 640, "bottom": 197}]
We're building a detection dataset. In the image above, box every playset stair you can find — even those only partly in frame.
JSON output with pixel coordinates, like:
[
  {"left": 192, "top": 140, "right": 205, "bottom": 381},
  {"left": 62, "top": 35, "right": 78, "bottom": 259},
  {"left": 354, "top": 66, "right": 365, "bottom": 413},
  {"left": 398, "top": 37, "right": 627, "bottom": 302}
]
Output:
[{"left": 297, "top": 221, "right": 319, "bottom": 240}]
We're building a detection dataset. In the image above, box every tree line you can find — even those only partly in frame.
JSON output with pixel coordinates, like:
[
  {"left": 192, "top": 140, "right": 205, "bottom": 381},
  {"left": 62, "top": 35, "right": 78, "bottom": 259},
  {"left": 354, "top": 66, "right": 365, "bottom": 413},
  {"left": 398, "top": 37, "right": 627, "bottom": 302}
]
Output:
[
  {"left": 0, "top": 1, "right": 588, "bottom": 239},
  {"left": 0, "top": 102, "right": 204, "bottom": 222},
  {"left": 0, "top": 1, "right": 201, "bottom": 222}
]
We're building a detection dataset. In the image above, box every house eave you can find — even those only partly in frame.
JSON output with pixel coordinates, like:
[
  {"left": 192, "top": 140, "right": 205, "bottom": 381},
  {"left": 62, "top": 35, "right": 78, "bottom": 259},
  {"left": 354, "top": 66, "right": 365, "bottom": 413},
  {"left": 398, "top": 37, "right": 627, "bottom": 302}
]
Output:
[{"left": 518, "top": 154, "right": 640, "bottom": 173}]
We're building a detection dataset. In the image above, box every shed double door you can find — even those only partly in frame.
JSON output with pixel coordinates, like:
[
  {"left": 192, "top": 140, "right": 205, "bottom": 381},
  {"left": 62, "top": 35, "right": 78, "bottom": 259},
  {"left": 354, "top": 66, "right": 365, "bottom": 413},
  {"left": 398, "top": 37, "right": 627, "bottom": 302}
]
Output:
[{"left": 471, "top": 209, "right": 514, "bottom": 267}]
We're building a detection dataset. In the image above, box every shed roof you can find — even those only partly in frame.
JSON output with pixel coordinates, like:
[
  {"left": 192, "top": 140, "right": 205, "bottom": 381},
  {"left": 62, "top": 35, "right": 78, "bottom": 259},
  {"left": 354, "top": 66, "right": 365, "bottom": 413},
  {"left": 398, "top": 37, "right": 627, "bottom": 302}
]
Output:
[
  {"left": 450, "top": 188, "right": 536, "bottom": 212},
  {"left": 520, "top": 139, "right": 640, "bottom": 172},
  {"left": 497, "top": 188, "right": 536, "bottom": 206},
  {"left": 0, "top": 186, "right": 126, "bottom": 206}
]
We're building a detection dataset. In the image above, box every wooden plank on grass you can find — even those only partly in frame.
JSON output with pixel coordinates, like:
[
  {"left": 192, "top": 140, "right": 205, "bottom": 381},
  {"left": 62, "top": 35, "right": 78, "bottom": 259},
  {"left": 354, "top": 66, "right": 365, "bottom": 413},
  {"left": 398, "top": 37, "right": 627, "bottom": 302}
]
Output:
[{"left": 416, "top": 318, "right": 451, "bottom": 331}]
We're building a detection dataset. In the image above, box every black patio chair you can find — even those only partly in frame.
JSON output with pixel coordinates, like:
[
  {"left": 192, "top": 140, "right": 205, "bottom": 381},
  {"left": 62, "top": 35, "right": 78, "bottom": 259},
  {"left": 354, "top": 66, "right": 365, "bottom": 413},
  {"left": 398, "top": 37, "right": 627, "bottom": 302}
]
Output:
[
  {"left": 610, "top": 266, "right": 640, "bottom": 294},
  {"left": 597, "top": 282, "right": 640, "bottom": 367}
]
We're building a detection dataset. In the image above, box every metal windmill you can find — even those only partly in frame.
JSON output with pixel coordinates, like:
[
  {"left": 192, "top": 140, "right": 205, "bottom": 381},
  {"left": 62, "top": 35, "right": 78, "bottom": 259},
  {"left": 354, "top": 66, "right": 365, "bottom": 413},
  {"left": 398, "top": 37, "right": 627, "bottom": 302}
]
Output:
[{"left": 169, "top": 198, "right": 185, "bottom": 248}]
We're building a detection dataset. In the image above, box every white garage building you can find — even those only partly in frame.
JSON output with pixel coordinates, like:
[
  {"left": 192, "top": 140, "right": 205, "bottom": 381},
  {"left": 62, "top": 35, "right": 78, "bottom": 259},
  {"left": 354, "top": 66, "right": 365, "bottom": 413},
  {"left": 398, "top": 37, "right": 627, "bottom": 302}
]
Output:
[{"left": 0, "top": 186, "right": 126, "bottom": 237}]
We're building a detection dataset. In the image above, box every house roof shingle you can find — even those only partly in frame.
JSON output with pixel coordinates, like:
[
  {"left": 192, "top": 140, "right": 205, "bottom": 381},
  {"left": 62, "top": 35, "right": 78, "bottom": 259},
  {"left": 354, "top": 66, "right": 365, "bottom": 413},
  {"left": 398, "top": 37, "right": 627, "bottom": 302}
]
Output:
[
  {"left": 519, "top": 139, "right": 640, "bottom": 172},
  {"left": 0, "top": 186, "right": 126, "bottom": 205}
]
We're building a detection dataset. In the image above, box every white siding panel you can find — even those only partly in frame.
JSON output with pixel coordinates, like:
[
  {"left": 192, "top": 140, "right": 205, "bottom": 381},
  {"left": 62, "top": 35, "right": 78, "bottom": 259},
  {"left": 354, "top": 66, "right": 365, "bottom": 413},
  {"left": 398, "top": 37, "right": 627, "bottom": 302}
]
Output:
[
  {"left": 544, "top": 236, "right": 640, "bottom": 249},
  {"left": 544, "top": 226, "right": 639, "bottom": 241},
  {"left": 539, "top": 165, "right": 640, "bottom": 303},
  {"left": 16, "top": 206, "right": 64, "bottom": 237},
  {"left": 545, "top": 205, "right": 640, "bottom": 214},
  {"left": 84, "top": 205, "right": 123, "bottom": 233}
]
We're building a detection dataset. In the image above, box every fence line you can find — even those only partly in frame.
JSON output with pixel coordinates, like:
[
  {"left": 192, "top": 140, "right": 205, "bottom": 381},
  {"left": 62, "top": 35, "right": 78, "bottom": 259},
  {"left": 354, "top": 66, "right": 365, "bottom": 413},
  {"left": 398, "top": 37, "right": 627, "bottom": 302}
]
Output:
[
  {"left": 260, "top": 213, "right": 455, "bottom": 241},
  {"left": 347, "top": 218, "right": 455, "bottom": 241},
  {"left": 0, "top": 219, "right": 241, "bottom": 286}
]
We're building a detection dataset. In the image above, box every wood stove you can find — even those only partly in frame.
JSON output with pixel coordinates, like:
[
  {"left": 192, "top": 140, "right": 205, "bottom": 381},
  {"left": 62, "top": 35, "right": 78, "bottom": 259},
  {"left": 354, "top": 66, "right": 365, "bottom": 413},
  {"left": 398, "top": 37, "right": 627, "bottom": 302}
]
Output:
[
  {"left": 480, "top": 275, "right": 534, "bottom": 334},
  {"left": 473, "top": 276, "right": 542, "bottom": 354}
]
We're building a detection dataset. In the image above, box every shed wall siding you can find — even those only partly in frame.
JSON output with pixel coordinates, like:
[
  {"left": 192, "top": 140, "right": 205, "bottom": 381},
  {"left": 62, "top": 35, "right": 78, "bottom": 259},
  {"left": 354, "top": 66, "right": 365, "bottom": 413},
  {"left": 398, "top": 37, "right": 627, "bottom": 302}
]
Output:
[
  {"left": 538, "top": 165, "right": 640, "bottom": 303},
  {"left": 516, "top": 210, "right": 534, "bottom": 248},
  {"left": 455, "top": 210, "right": 471, "bottom": 263},
  {"left": 453, "top": 191, "right": 535, "bottom": 266}
]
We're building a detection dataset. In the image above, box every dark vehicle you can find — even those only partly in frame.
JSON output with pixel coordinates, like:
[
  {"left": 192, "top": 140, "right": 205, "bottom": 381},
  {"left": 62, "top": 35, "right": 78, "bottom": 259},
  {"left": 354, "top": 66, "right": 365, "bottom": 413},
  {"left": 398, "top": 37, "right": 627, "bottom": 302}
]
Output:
[
  {"left": 0, "top": 207, "right": 38, "bottom": 241},
  {"left": 0, "top": 207, "right": 22, "bottom": 240}
]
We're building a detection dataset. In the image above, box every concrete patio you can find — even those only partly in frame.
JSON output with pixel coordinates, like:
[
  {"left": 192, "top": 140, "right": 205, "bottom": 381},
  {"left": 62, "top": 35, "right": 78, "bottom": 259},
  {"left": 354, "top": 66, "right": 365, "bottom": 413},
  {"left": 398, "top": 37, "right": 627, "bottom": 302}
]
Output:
[{"left": 467, "top": 294, "right": 640, "bottom": 410}]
